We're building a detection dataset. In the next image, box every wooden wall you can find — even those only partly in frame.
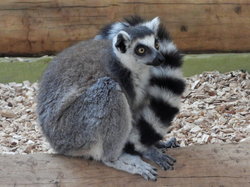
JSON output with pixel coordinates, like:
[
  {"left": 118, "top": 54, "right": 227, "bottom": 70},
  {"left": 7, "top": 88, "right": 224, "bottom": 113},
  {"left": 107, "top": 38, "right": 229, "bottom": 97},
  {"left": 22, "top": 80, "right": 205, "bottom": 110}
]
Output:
[{"left": 0, "top": 0, "right": 250, "bottom": 56}]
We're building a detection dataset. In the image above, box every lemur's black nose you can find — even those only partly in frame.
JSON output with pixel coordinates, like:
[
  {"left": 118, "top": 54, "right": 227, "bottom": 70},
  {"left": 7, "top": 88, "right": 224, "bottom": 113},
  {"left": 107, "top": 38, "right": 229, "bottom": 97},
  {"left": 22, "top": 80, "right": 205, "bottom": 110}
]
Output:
[{"left": 152, "top": 52, "right": 165, "bottom": 66}]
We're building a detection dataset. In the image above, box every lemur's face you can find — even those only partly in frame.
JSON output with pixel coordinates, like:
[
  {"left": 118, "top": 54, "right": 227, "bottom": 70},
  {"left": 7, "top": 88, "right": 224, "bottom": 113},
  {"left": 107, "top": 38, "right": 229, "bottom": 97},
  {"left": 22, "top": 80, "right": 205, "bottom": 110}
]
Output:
[
  {"left": 113, "top": 31, "right": 165, "bottom": 70},
  {"left": 131, "top": 35, "right": 164, "bottom": 66}
]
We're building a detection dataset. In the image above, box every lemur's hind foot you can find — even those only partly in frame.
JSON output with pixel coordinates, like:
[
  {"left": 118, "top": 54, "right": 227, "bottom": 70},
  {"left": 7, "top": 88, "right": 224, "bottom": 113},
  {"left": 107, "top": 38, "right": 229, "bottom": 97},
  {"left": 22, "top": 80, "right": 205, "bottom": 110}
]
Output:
[{"left": 102, "top": 153, "right": 158, "bottom": 181}]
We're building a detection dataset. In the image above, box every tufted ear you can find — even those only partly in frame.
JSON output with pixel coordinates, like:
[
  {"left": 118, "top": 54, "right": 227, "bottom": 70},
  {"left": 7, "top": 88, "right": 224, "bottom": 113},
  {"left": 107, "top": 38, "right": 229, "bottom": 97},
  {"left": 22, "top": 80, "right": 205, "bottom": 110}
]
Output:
[
  {"left": 114, "top": 31, "right": 131, "bottom": 53},
  {"left": 144, "top": 17, "right": 160, "bottom": 34}
]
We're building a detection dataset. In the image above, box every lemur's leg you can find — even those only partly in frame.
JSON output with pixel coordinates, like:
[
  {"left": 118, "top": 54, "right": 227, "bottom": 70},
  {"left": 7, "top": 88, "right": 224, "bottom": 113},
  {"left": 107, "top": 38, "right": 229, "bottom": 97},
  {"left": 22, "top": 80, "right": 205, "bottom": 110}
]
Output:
[
  {"left": 84, "top": 77, "right": 159, "bottom": 181},
  {"left": 43, "top": 76, "right": 157, "bottom": 181},
  {"left": 46, "top": 77, "right": 132, "bottom": 157}
]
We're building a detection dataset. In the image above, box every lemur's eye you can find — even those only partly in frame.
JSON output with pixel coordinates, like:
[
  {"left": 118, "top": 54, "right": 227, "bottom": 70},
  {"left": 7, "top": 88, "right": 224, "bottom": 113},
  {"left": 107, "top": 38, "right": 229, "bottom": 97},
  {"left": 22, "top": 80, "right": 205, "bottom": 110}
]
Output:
[
  {"left": 155, "top": 42, "right": 159, "bottom": 50},
  {"left": 135, "top": 45, "right": 147, "bottom": 56},
  {"left": 138, "top": 48, "right": 145, "bottom": 54}
]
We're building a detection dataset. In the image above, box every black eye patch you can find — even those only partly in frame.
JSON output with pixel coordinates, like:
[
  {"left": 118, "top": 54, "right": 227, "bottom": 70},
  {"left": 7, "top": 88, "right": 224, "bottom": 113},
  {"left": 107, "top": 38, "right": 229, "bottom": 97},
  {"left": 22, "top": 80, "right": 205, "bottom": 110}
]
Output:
[
  {"left": 135, "top": 45, "right": 150, "bottom": 56},
  {"left": 155, "top": 39, "right": 160, "bottom": 50}
]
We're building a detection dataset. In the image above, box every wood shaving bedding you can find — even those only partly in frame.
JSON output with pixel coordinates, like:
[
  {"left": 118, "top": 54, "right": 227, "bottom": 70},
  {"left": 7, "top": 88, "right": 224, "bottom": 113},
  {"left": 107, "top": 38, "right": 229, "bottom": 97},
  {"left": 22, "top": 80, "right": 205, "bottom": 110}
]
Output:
[
  {"left": 0, "top": 71, "right": 249, "bottom": 155},
  {"left": 164, "top": 70, "right": 250, "bottom": 146}
]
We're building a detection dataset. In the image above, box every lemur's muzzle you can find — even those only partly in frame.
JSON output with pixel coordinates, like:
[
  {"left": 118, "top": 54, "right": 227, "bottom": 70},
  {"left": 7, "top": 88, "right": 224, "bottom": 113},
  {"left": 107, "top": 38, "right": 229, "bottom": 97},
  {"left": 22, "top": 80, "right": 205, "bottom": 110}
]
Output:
[{"left": 147, "top": 51, "right": 165, "bottom": 66}]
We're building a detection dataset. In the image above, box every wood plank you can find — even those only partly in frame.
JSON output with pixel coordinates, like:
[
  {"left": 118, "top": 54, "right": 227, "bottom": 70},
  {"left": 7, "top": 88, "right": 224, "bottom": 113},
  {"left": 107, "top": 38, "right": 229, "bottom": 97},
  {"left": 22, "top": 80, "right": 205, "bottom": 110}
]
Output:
[
  {"left": 1, "top": 142, "right": 250, "bottom": 186},
  {"left": 0, "top": 0, "right": 250, "bottom": 56}
]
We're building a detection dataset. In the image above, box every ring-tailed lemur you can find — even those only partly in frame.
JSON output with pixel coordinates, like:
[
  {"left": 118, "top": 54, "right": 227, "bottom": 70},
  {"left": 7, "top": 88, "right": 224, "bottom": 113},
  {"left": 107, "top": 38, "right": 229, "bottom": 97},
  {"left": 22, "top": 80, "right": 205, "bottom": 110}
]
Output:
[
  {"left": 95, "top": 16, "right": 186, "bottom": 149},
  {"left": 37, "top": 21, "right": 177, "bottom": 181}
]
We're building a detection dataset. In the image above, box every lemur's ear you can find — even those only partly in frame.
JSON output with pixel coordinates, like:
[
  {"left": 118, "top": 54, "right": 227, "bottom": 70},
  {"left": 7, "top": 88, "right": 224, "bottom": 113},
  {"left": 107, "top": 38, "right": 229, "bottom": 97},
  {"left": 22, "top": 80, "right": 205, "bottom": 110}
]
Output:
[
  {"left": 114, "top": 31, "right": 131, "bottom": 53},
  {"left": 145, "top": 17, "right": 160, "bottom": 34}
]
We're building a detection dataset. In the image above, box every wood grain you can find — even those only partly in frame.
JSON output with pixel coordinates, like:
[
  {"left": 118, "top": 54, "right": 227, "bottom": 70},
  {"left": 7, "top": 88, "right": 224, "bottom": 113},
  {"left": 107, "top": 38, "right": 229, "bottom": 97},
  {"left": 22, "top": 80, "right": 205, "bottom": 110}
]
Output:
[
  {"left": 1, "top": 142, "right": 250, "bottom": 187},
  {"left": 0, "top": 0, "right": 250, "bottom": 56}
]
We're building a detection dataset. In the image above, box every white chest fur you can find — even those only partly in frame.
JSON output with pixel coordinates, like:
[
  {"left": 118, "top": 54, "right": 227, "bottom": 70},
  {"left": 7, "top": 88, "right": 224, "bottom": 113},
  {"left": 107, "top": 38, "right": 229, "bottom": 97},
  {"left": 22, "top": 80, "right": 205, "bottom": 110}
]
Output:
[{"left": 131, "top": 66, "right": 151, "bottom": 107}]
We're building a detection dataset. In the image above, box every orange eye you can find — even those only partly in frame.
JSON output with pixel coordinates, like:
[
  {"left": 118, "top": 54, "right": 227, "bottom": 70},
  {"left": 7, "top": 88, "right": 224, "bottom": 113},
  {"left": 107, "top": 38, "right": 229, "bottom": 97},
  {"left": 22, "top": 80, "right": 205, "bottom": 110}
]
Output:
[
  {"left": 138, "top": 48, "right": 145, "bottom": 54},
  {"left": 155, "top": 42, "right": 159, "bottom": 50}
]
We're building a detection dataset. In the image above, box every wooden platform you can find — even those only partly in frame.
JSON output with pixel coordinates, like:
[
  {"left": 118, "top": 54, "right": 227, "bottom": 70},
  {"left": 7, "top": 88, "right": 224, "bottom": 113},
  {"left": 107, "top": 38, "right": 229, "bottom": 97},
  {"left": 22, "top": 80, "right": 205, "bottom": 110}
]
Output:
[
  {"left": 1, "top": 142, "right": 249, "bottom": 187},
  {"left": 1, "top": 0, "right": 250, "bottom": 56}
]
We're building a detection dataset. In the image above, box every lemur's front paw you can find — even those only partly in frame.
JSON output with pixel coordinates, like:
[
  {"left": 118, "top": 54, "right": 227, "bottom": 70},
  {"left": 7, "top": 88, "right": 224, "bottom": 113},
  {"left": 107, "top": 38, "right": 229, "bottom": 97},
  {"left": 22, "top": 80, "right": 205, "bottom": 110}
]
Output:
[
  {"left": 143, "top": 147, "right": 176, "bottom": 171},
  {"left": 155, "top": 137, "right": 180, "bottom": 149},
  {"left": 155, "top": 153, "right": 176, "bottom": 171}
]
